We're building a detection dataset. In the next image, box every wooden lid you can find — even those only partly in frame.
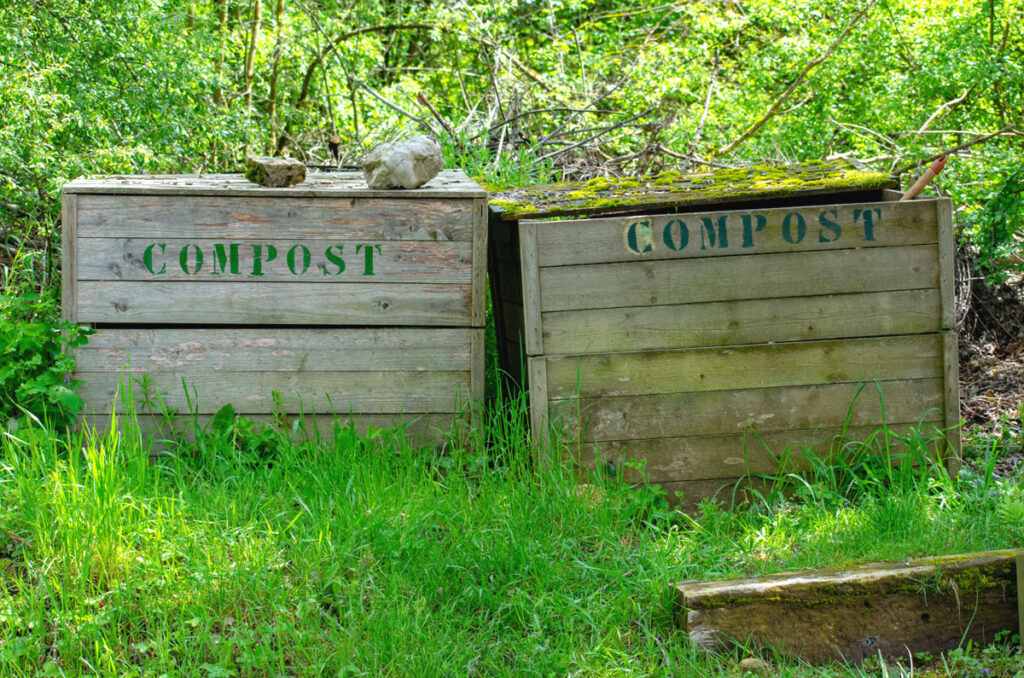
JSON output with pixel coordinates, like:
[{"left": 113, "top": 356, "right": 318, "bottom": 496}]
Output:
[
  {"left": 490, "top": 160, "right": 896, "bottom": 221},
  {"left": 62, "top": 168, "right": 487, "bottom": 199}
]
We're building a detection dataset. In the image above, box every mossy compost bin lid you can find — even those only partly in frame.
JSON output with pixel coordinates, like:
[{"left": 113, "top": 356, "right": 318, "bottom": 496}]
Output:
[{"left": 488, "top": 159, "right": 897, "bottom": 221}]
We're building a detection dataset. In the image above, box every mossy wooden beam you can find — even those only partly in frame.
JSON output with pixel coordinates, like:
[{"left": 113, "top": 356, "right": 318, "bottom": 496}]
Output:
[
  {"left": 675, "top": 549, "right": 1021, "bottom": 665},
  {"left": 488, "top": 160, "right": 896, "bottom": 221}
]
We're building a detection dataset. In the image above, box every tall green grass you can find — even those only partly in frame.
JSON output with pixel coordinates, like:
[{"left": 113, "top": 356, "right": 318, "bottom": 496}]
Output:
[{"left": 1, "top": 395, "right": 1022, "bottom": 676}]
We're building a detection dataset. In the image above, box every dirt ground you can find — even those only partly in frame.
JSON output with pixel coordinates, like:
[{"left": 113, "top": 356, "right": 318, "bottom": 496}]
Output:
[{"left": 957, "top": 257, "right": 1024, "bottom": 476}]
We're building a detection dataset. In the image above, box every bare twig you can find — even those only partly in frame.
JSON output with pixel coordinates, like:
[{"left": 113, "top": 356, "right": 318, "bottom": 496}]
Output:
[
  {"left": 416, "top": 92, "right": 456, "bottom": 138},
  {"left": 357, "top": 83, "right": 438, "bottom": 136},
  {"left": 892, "top": 125, "right": 1019, "bottom": 175},
  {"left": 535, "top": 108, "right": 658, "bottom": 162},
  {"left": 718, "top": 0, "right": 878, "bottom": 156},
  {"left": 658, "top": 144, "right": 738, "bottom": 169},
  {"left": 684, "top": 49, "right": 720, "bottom": 169},
  {"left": 917, "top": 89, "right": 971, "bottom": 134}
]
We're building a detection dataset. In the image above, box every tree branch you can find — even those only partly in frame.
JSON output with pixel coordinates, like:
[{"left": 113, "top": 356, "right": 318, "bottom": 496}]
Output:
[{"left": 717, "top": 0, "right": 878, "bottom": 156}]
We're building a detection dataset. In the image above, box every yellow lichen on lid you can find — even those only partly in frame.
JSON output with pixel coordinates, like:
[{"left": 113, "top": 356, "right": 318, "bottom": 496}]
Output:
[{"left": 488, "top": 159, "right": 895, "bottom": 220}]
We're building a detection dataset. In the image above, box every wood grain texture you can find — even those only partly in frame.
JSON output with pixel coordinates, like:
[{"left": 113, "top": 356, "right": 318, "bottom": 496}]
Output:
[
  {"left": 74, "top": 327, "right": 474, "bottom": 372},
  {"left": 471, "top": 198, "right": 489, "bottom": 327},
  {"left": 528, "top": 356, "right": 550, "bottom": 455},
  {"left": 544, "top": 335, "right": 943, "bottom": 400},
  {"left": 943, "top": 330, "right": 962, "bottom": 472},
  {"left": 63, "top": 169, "right": 487, "bottom": 198},
  {"left": 552, "top": 378, "right": 945, "bottom": 442},
  {"left": 538, "top": 245, "right": 939, "bottom": 312},
  {"left": 676, "top": 550, "right": 1020, "bottom": 664},
  {"left": 531, "top": 199, "right": 938, "bottom": 266},
  {"left": 76, "top": 369, "right": 470, "bottom": 415},
  {"left": 937, "top": 197, "right": 956, "bottom": 330},
  {"left": 75, "top": 195, "right": 475, "bottom": 241},
  {"left": 576, "top": 422, "right": 943, "bottom": 483},
  {"left": 76, "top": 238, "right": 473, "bottom": 282},
  {"left": 540, "top": 289, "right": 942, "bottom": 354},
  {"left": 81, "top": 410, "right": 458, "bottom": 446},
  {"left": 76, "top": 281, "right": 472, "bottom": 325},
  {"left": 470, "top": 327, "right": 485, "bottom": 405},
  {"left": 519, "top": 221, "right": 544, "bottom": 354},
  {"left": 62, "top": 194, "right": 78, "bottom": 323}
]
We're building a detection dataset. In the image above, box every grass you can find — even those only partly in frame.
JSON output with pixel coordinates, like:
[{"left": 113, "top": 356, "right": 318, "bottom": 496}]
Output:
[{"left": 2, "top": 387, "right": 1024, "bottom": 676}]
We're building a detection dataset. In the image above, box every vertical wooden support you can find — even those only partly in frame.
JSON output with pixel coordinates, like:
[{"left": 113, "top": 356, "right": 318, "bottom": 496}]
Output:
[
  {"left": 1017, "top": 550, "right": 1024, "bottom": 652},
  {"left": 527, "top": 356, "right": 549, "bottom": 460},
  {"left": 943, "top": 330, "right": 962, "bottom": 473},
  {"left": 936, "top": 198, "right": 961, "bottom": 470},
  {"left": 471, "top": 198, "right": 489, "bottom": 329},
  {"left": 519, "top": 221, "right": 543, "bottom": 357},
  {"left": 470, "top": 328, "right": 485, "bottom": 425},
  {"left": 61, "top": 193, "right": 77, "bottom": 323}
]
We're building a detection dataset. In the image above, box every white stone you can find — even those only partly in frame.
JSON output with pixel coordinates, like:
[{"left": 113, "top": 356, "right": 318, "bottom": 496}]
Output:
[{"left": 360, "top": 135, "right": 444, "bottom": 190}]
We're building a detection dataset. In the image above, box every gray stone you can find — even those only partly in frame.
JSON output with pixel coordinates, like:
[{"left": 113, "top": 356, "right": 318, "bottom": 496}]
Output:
[
  {"left": 360, "top": 135, "right": 443, "bottom": 190},
  {"left": 244, "top": 156, "right": 306, "bottom": 187}
]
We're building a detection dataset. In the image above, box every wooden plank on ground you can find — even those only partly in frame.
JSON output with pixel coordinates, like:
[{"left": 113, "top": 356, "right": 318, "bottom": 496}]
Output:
[
  {"left": 540, "top": 289, "right": 942, "bottom": 354},
  {"left": 532, "top": 199, "right": 938, "bottom": 266},
  {"left": 575, "top": 421, "right": 944, "bottom": 483},
  {"left": 76, "top": 238, "right": 473, "bottom": 283},
  {"left": 75, "top": 281, "right": 472, "bottom": 325},
  {"left": 76, "top": 370, "right": 471, "bottom": 415},
  {"left": 75, "top": 195, "right": 476, "bottom": 241},
  {"left": 74, "top": 327, "right": 473, "bottom": 372},
  {"left": 545, "top": 335, "right": 943, "bottom": 399},
  {"left": 538, "top": 245, "right": 939, "bottom": 312},
  {"left": 675, "top": 550, "right": 1021, "bottom": 665},
  {"left": 553, "top": 378, "right": 945, "bottom": 442}
]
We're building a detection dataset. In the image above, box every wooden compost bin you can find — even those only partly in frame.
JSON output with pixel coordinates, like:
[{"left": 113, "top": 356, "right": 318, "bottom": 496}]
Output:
[
  {"left": 63, "top": 169, "right": 488, "bottom": 441},
  {"left": 489, "top": 161, "right": 960, "bottom": 509}
]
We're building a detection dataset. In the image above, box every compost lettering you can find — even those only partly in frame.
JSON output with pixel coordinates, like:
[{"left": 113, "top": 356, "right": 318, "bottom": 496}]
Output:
[
  {"left": 623, "top": 208, "right": 882, "bottom": 255},
  {"left": 141, "top": 243, "right": 382, "bottom": 276}
]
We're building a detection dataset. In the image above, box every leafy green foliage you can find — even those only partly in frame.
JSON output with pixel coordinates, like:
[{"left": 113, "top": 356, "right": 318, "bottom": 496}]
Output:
[
  {"left": 961, "top": 168, "right": 1024, "bottom": 283},
  {"left": 0, "top": 290, "right": 93, "bottom": 429}
]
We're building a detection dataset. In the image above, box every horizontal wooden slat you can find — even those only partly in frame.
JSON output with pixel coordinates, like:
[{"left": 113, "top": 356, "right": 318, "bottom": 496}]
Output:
[
  {"left": 76, "top": 370, "right": 471, "bottom": 415},
  {"left": 63, "top": 169, "right": 487, "bottom": 199},
  {"left": 75, "top": 195, "right": 475, "bottom": 241},
  {"left": 77, "top": 238, "right": 472, "bottom": 283},
  {"left": 545, "top": 335, "right": 943, "bottom": 399},
  {"left": 552, "top": 379, "right": 944, "bottom": 442},
  {"left": 532, "top": 199, "right": 937, "bottom": 266},
  {"left": 75, "top": 328, "right": 475, "bottom": 372},
  {"left": 539, "top": 289, "right": 941, "bottom": 355},
  {"left": 76, "top": 281, "right": 472, "bottom": 325},
  {"left": 81, "top": 411, "right": 459, "bottom": 446},
  {"left": 575, "top": 422, "right": 945, "bottom": 483},
  {"left": 538, "top": 245, "right": 938, "bottom": 312}
]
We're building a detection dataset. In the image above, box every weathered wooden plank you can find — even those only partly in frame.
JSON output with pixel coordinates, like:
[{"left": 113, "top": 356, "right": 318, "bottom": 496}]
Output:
[
  {"left": 470, "top": 328, "right": 485, "bottom": 406},
  {"left": 76, "top": 370, "right": 471, "bottom": 415},
  {"left": 553, "top": 378, "right": 945, "bottom": 442},
  {"left": 545, "top": 335, "right": 943, "bottom": 400},
  {"left": 76, "top": 237, "right": 473, "bottom": 283},
  {"left": 943, "top": 330, "right": 962, "bottom": 471},
  {"left": 540, "top": 289, "right": 942, "bottom": 354},
  {"left": 520, "top": 222, "right": 544, "bottom": 354},
  {"left": 63, "top": 169, "right": 488, "bottom": 199},
  {"left": 1018, "top": 551, "right": 1024, "bottom": 652},
  {"left": 471, "top": 198, "right": 489, "bottom": 327},
  {"left": 675, "top": 550, "right": 1021, "bottom": 665},
  {"left": 81, "top": 410, "right": 458, "bottom": 446},
  {"left": 497, "top": 259, "right": 523, "bottom": 303},
  {"left": 62, "top": 194, "right": 78, "bottom": 323},
  {"left": 74, "top": 327, "right": 473, "bottom": 372},
  {"left": 937, "top": 197, "right": 956, "bottom": 330},
  {"left": 532, "top": 199, "right": 938, "bottom": 266},
  {"left": 75, "top": 195, "right": 475, "bottom": 241},
  {"left": 75, "top": 281, "right": 472, "bottom": 325},
  {"left": 538, "top": 245, "right": 939, "bottom": 312},
  {"left": 576, "top": 422, "right": 944, "bottom": 483},
  {"left": 528, "top": 356, "right": 550, "bottom": 455}
]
